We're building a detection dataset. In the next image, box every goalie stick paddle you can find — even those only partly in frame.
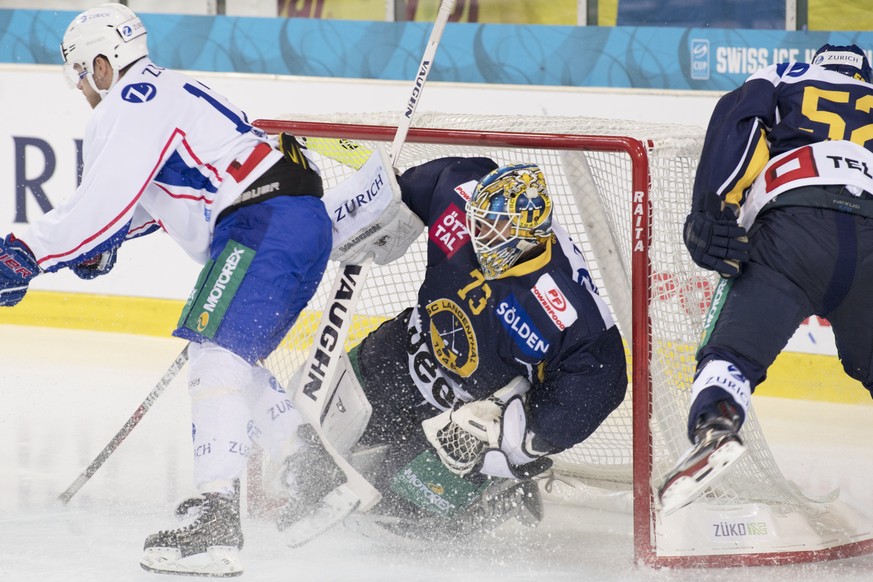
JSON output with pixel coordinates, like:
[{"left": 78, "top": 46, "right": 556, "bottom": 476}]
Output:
[
  {"left": 291, "top": 259, "right": 380, "bottom": 512},
  {"left": 58, "top": 345, "right": 189, "bottom": 505},
  {"left": 285, "top": 0, "right": 456, "bottom": 534}
]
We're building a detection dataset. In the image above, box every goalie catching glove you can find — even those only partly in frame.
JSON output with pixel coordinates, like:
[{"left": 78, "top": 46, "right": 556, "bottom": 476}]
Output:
[
  {"left": 422, "top": 377, "right": 557, "bottom": 480},
  {"left": 321, "top": 144, "right": 424, "bottom": 265}
]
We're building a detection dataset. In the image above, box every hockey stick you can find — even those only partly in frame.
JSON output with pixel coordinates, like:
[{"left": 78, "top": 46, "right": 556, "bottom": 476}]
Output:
[
  {"left": 58, "top": 345, "right": 189, "bottom": 504},
  {"left": 284, "top": 0, "right": 456, "bottom": 534},
  {"left": 389, "top": 0, "right": 455, "bottom": 163}
]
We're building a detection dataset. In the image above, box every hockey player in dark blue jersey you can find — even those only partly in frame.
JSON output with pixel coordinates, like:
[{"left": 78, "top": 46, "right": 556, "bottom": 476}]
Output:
[
  {"left": 659, "top": 44, "right": 873, "bottom": 515},
  {"left": 280, "top": 158, "right": 628, "bottom": 540}
]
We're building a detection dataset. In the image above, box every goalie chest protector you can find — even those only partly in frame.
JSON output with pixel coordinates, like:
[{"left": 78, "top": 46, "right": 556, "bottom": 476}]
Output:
[{"left": 396, "top": 157, "right": 616, "bottom": 409}]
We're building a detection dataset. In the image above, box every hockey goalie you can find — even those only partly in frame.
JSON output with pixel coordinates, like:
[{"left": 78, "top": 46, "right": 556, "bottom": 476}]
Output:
[{"left": 267, "top": 147, "right": 629, "bottom": 544}]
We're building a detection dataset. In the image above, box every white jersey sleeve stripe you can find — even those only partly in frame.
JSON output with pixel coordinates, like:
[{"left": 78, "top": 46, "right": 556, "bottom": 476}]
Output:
[
  {"left": 154, "top": 182, "right": 216, "bottom": 204},
  {"left": 36, "top": 128, "right": 185, "bottom": 266}
]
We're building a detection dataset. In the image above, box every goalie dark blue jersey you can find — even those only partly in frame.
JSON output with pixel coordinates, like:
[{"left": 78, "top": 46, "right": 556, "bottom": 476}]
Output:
[{"left": 377, "top": 157, "right": 628, "bottom": 450}]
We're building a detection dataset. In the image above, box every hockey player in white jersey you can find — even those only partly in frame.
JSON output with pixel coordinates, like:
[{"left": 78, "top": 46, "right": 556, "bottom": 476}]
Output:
[
  {"left": 659, "top": 44, "right": 873, "bottom": 515},
  {"left": 0, "top": 4, "right": 332, "bottom": 577}
]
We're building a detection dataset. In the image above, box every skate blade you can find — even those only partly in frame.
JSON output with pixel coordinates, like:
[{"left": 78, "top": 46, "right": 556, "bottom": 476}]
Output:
[
  {"left": 659, "top": 440, "right": 747, "bottom": 516},
  {"left": 282, "top": 483, "right": 361, "bottom": 548},
  {"left": 140, "top": 546, "right": 243, "bottom": 577}
]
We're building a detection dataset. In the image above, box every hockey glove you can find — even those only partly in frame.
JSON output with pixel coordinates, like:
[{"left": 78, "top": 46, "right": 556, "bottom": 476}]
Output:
[
  {"left": 683, "top": 209, "right": 750, "bottom": 278},
  {"left": 0, "top": 234, "right": 40, "bottom": 307},
  {"left": 422, "top": 378, "right": 556, "bottom": 480},
  {"left": 71, "top": 247, "right": 118, "bottom": 280},
  {"left": 323, "top": 145, "right": 424, "bottom": 266}
]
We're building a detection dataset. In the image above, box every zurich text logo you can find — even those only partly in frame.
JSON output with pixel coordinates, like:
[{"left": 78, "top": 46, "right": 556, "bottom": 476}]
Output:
[{"left": 691, "top": 39, "right": 710, "bottom": 80}]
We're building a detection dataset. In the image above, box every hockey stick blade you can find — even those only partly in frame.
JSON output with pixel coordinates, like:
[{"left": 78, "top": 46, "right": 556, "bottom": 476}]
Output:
[
  {"left": 281, "top": 483, "right": 361, "bottom": 548},
  {"left": 58, "top": 345, "right": 189, "bottom": 505}
]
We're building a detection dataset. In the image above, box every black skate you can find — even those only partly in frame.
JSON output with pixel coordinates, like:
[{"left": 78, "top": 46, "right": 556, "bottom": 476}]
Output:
[
  {"left": 275, "top": 425, "right": 352, "bottom": 544},
  {"left": 658, "top": 404, "right": 747, "bottom": 516},
  {"left": 140, "top": 490, "right": 244, "bottom": 577}
]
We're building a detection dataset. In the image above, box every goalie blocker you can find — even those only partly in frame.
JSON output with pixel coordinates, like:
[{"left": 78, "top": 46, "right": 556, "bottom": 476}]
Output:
[{"left": 320, "top": 143, "right": 424, "bottom": 266}]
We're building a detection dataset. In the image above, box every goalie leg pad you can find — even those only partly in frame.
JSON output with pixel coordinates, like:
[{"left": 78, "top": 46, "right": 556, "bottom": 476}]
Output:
[
  {"left": 318, "top": 351, "right": 373, "bottom": 456},
  {"left": 375, "top": 472, "right": 543, "bottom": 543},
  {"left": 389, "top": 450, "right": 489, "bottom": 518},
  {"left": 280, "top": 483, "right": 361, "bottom": 548}
]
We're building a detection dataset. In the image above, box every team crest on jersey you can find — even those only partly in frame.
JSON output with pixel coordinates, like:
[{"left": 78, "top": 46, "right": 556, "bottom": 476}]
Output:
[
  {"left": 429, "top": 203, "right": 470, "bottom": 259},
  {"left": 426, "top": 298, "right": 479, "bottom": 377},
  {"left": 121, "top": 82, "right": 157, "bottom": 103},
  {"left": 531, "top": 273, "right": 577, "bottom": 330}
]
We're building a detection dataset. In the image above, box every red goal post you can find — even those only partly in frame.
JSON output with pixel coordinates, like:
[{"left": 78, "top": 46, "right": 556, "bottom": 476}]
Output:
[{"left": 251, "top": 112, "right": 873, "bottom": 567}]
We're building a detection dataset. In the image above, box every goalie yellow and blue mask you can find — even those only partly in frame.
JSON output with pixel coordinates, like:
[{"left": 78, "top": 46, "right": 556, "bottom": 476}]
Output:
[{"left": 466, "top": 163, "right": 553, "bottom": 279}]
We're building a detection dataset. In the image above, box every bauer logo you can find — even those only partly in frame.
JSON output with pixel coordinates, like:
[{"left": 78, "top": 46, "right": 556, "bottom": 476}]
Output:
[{"left": 691, "top": 39, "right": 710, "bottom": 80}]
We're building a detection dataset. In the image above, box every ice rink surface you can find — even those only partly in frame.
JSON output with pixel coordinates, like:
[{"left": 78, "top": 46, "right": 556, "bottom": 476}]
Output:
[{"left": 2, "top": 324, "right": 872, "bottom": 582}]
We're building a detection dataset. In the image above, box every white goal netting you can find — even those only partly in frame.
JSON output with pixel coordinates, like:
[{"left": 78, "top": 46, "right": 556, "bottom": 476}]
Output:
[{"left": 255, "top": 112, "right": 873, "bottom": 566}]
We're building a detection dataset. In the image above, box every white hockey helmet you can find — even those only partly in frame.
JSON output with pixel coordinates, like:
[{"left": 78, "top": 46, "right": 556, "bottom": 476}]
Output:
[
  {"left": 60, "top": 3, "right": 148, "bottom": 94},
  {"left": 466, "top": 163, "right": 553, "bottom": 279}
]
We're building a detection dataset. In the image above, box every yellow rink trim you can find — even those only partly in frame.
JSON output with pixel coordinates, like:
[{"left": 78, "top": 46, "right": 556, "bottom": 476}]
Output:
[
  {"left": 2, "top": 291, "right": 869, "bottom": 406},
  {"left": 0, "top": 290, "right": 385, "bottom": 351},
  {"left": 759, "top": 352, "right": 872, "bottom": 405},
  {"left": 0, "top": 290, "right": 185, "bottom": 337}
]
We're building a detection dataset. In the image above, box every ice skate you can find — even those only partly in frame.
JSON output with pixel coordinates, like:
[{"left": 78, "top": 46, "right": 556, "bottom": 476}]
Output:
[
  {"left": 140, "top": 490, "right": 244, "bottom": 577},
  {"left": 275, "top": 425, "right": 351, "bottom": 543},
  {"left": 658, "top": 405, "right": 747, "bottom": 516}
]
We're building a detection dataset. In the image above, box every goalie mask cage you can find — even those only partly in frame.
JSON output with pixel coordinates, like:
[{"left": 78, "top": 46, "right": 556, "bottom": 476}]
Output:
[{"left": 252, "top": 112, "right": 873, "bottom": 568}]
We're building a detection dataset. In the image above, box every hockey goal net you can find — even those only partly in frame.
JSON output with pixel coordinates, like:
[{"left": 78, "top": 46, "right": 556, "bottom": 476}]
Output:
[{"left": 252, "top": 112, "right": 873, "bottom": 567}]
